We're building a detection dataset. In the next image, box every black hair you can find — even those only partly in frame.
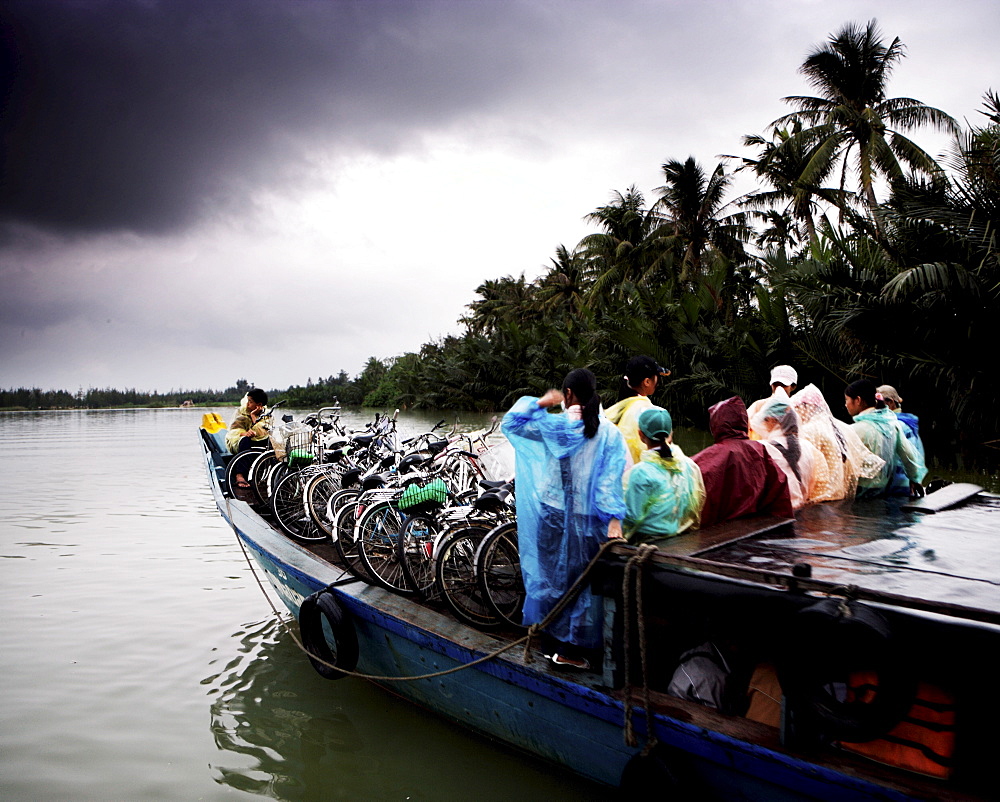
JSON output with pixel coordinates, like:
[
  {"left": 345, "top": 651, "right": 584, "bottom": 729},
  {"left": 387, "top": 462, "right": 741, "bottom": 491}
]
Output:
[
  {"left": 247, "top": 387, "right": 269, "bottom": 405},
  {"left": 623, "top": 355, "right": 661, "bottom": 392},
  {"left": 563, "top": 368, "right": 601, "bottom": 438},
  {"left": 652, "top": 441, "right": 672, "bottom": 459},
  {"left": 844, "top": 379, "right": 882, "bottom": 409}
]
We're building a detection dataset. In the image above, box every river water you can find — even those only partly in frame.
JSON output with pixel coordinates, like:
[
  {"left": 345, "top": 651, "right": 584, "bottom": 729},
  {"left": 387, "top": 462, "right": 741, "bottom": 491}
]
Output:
[
  {"left": 0, "top": 407, "right": 608, "bottom": 801},
  {"left": 2, "top": 407, "right": 995, "bottom": 800}
]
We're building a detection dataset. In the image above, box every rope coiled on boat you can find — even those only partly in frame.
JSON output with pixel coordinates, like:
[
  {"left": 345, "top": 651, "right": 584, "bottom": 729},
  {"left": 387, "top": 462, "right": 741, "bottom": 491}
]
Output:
[{"left": 622, "top": 544, "right": 658, "bottom": 752}]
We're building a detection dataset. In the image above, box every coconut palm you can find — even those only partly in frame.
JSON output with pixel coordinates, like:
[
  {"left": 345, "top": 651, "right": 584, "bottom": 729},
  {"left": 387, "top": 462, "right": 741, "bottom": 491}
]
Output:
[
  {"left": 733, "top": 121, "right": 848, "bottom": 248},
  {"left": 579, "top": 186, "right": 662, "bottom": 300},
  {"left": 774, "top": 20, "right": 958, "bottom": 231},
  {"left": 536, "top": 244, "right": 592, "bottom": 320},
  {"left": 652, "top": 157, "right": 749, "bottom": 287},
  {"left": 462, "top": 275, "right": 539, "bottom": 336}
]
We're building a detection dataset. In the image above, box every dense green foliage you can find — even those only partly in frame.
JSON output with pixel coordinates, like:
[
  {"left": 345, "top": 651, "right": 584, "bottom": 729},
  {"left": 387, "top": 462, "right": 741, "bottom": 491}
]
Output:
[{"left": 5, "top": 21, "right": 997, "bottom": 470}]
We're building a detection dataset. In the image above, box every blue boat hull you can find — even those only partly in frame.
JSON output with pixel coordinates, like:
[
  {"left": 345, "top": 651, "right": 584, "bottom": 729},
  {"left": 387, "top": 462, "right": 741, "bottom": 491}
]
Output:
[{"left": 202, "top": 436, "right": 937, "bottom": 800}]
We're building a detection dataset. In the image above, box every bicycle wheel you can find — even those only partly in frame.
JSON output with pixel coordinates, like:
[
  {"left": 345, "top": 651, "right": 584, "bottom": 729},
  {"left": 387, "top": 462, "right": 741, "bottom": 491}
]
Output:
[
  {"left": 434, "top": 525, "right": 499, "bottom": 630},
  {"left": 396, "top": 514, "right": 441, "bottom": 599},
  {"left": 264, "top": 461, "right": 291, "bottom": 506},
  {"left": 225, "top": 448, "right": 263, "bottom": 498},
  {"left": 305, "top": 469, "right": 342, "bottom": 536},
  {"left": 272, "top": 470, "right": 329, "bottom": 543},
  {"left": 332, "top": 494, "right": 375, "bottom": 583},
  {"left": 475, "top": 521, "right": 525, "bottom": 629},
  {"left": 440, "top": 453, "right": 481, "bottom": 497},
  {"left": 248, "top": 450, "right": 279, "bottom": 504},
  {"left": 356, "top": 501, "right": 411, "bottom": 595}
]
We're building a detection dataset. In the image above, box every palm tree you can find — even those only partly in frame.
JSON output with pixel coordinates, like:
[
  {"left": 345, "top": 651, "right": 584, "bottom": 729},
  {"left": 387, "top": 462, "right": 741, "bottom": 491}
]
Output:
[
  {"left": 733, "top": 121, "right": 848, "bottom": 248},
  {"left": 578, "top": 186, "right": 660, "bottom": 299},
  {"left": 653, "top": 157, "right": 749, "bottom": 286},
  {"left": 462, "top": 275, "right": 538, "bottom": 336},
  {"left": 536, "top": 244, "right": 592, "bottom": 320},
  {"left": 774, "top": 20, "right": 958, "bottom": 231},
  {"left": 875, "top": 91, "right": 1000, "bottom": 433}
]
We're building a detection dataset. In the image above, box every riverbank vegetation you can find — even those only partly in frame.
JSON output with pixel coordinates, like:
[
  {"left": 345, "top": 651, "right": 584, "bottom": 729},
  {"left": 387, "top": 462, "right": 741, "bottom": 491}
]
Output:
[{"left": 4, "top": 21, "right": 997, "bottom": 470}]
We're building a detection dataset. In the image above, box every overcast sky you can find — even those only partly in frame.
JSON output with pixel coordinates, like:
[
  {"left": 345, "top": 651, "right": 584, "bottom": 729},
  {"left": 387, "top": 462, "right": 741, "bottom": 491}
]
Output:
[{"left": 2, "top": 0, "right": 997, "bottom": 393}]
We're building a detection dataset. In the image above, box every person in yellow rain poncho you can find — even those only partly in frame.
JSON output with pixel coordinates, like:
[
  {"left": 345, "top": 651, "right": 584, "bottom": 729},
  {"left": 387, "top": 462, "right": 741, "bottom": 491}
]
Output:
[
  {"left": 226, "top": 387, "right": 269, "bottom": 490},
  {"left": 603, "top": 355, "right": 670, "bottom": 467},
  {"left": 624, "top": 407, "right": 705, "bottom": 543},
  {"left": 791, "top": 384, "right": 885, "bottom": 502}
]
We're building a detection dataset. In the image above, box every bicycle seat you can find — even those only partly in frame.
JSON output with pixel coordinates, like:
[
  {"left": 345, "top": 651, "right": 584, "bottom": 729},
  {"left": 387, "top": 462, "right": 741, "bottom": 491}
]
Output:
[
  {"left": 426, "top": 439, "right": 448, "bottom": 455},
  {"left": 478, "top": 479, "right": 507, "bottom": 490},
  {"left": 352, "top": 434, "right": 376, "bottom": 447},
  {"left": 361, "top": 473, "right": 387, "bottom": 490},
  {"left": 398, "top": 453, "right": 426, "bottom": 474},
  {"left": 474, "top": 489, "right": 510, "bottom": 512},
  {"left": 340, "top": 468, "right": 363, "bottom": 487},
  {"left": 324, "top": 447, "right": 350, "bottom": 464}
]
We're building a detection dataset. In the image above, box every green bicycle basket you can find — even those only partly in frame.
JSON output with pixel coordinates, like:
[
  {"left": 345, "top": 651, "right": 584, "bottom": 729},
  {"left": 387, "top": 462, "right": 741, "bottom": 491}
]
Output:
[{"left": 397, "top": 478, "right": 448, "bottom": 510}]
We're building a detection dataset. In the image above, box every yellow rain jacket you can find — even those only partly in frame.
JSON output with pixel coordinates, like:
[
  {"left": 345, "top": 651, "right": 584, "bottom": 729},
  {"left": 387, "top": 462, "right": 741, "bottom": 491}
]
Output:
[
  {"left": 604, "top": 395, "right": 653, "bottom": 465},
  {"left": 225, "top": 395, "right": 271, "bottom": 454}
]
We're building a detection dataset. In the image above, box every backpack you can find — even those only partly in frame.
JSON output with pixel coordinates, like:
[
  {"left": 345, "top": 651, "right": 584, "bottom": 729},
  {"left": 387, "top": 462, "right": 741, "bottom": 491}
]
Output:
[{"left": 667, "top": 642, "right": 731, "bottom": 710}]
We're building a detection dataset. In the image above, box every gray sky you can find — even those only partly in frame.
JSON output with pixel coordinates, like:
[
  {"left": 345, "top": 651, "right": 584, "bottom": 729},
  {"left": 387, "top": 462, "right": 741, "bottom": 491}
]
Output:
[{"left": 2, "top": 0, "right": 997, "bottom": 392}]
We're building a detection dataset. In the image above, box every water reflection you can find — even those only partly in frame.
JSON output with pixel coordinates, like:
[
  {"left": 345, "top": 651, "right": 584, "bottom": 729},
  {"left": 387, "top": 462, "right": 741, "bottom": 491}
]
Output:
[{"left": 205, "top": 619, "right": 606, "bottom": 801}]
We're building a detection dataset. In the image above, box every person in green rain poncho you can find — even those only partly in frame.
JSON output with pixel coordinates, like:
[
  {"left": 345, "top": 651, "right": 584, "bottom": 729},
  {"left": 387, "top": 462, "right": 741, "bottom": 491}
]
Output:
[
  {"left": 844, "top": 379, "right": 926, "bottom": 498},
  {"left": 624, "top": 407, "right": 705, "bottom": 542}
]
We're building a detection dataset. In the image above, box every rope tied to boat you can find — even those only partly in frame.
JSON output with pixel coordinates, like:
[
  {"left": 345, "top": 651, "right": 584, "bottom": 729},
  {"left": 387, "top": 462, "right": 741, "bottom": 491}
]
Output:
[
  {"left": 622, "top": 543, "right": 658, "bottom": 752},
  {"left": 233, "top": 513, "right": 619, "bottom": 683}
]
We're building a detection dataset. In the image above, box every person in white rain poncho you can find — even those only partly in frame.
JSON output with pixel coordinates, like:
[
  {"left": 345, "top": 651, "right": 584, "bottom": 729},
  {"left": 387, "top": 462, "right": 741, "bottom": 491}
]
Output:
[
  {"left": 747, "top": 365, "right": 798, "bottom": 440},
  {"left": 749, "top": 389, "right": 824, "bottom": 511},
  {"left": 791, "top": 384, "right": 885, "bottom": 502}
]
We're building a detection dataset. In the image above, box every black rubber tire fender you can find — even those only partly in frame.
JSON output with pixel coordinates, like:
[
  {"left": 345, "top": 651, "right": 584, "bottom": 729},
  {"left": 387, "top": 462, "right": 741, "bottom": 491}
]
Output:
[
  {"left": 298, "top": 590, "right": 360, "bottom": 680},
  {"left": 778, "top": 598, "right": 917, "bottom": 743}
]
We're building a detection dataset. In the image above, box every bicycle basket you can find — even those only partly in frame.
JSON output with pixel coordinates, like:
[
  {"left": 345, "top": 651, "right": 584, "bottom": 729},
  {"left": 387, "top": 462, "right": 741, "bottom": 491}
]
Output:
[
  {"left": 285, "top": 429, "right": 316, "bottom": 466},
  {"left": 397, "top": 478, "right": 448, "bottom": 511}
]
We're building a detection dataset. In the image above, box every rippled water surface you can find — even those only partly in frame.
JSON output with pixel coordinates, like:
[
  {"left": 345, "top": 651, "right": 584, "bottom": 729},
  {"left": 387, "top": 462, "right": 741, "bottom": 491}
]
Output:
[{"left": 0, "top": 408, "right": 605, "bottom": 801}]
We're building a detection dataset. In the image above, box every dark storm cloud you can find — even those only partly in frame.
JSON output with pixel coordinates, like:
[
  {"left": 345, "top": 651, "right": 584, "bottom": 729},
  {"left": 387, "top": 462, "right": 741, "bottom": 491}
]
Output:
[{"left": 0, "top": 0, "right": 560, "bottom": 235}]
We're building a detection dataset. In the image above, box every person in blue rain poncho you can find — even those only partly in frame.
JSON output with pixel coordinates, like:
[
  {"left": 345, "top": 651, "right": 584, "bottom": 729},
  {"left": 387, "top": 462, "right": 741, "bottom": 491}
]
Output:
[
  {"left": 877, "top": 384, "right": 927, "bottom": 495},
  {"left": 501, "top": 368, "right": 628, "bottom": 670}
]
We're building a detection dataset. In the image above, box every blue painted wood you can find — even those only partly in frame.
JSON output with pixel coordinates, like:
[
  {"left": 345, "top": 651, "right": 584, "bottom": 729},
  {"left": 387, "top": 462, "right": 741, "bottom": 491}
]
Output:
[{"left": 200, "top": 435, "right": 934, "bottom": 800}]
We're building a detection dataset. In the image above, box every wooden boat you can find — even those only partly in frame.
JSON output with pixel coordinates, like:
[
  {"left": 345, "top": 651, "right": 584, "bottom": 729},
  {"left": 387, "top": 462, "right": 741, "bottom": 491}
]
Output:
[{"left": 200, "top": 419, "right": 1000, "bottom": 800}]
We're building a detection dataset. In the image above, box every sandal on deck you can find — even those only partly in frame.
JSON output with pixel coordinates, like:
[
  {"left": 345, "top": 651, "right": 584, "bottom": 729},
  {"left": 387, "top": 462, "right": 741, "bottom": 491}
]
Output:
[{"left": 549, "top": 653, "right": 590, "bottom": 671}]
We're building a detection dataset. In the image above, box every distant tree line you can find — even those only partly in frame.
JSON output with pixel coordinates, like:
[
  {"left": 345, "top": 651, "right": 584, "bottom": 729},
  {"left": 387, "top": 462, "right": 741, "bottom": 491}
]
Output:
[{"left": 0, "top": 382, "right": 251, "bottom": 410}]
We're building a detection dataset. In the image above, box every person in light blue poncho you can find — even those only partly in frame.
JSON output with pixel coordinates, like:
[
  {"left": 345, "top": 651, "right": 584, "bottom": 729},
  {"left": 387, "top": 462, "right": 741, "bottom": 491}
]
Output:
[
  {"left": 624, "top": 406, "right": 705, "bottom": 542},
  {"left": 502, "top": 368, "right": 627, "bottom": 669},
  {"left": 845, "top": 379, "right": 926, "bottom": 498}
]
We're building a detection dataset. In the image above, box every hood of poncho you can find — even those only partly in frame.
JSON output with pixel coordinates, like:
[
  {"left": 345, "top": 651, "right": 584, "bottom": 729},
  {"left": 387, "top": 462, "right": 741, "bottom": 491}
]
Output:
[{"left": 708, "top": 396, "right": 750, "bottom": 442}]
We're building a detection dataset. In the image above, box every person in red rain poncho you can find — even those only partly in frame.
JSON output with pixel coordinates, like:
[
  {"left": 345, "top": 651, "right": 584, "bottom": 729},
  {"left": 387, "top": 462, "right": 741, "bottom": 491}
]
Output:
[{"left": 692, "top": 396, "right": 794, "bottom": 526}]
